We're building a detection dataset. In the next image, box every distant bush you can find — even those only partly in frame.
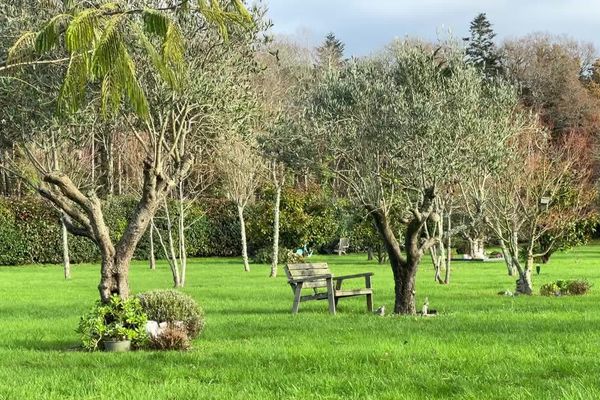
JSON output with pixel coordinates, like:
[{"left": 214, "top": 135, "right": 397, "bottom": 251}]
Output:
[
  {"left": 137, "top": 290, "right": 204, "bottom": 339},
  {"left": 565, "top": 279, "right": 592, "bottom": 295},
  {"left": 540, "top": 279, "right": 591, "bottom": 296}
]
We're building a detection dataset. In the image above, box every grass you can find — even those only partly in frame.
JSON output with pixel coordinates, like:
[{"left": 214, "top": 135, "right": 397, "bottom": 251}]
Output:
[{"left": 1, "top": 246, "right": 600, "bottom": 399}]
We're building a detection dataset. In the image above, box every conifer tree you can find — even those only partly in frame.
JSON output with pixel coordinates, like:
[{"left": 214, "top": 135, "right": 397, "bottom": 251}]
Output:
[
  {"left": 464, "top": 13, "right": 502, "bottom": 77},
  {"left": 316, "top": 32, "right": 345, "bottom": 71}
]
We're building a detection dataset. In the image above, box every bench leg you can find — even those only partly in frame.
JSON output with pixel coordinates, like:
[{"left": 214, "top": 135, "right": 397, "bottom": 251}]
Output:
[
  {"left": 365, "top": 275, "right": 373, "bottom": 312},
  {"left": 326, "top": 277, "right": 336, "bottom": 315},
  {"left": 292, "top": 284, "right": 302, "bottom": 314},
  {"left": 366, "top": 293, "right": 373, "bottom": 312}
]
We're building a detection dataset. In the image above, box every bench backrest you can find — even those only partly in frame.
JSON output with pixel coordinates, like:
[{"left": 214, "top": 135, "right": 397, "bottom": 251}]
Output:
[
  {"left": 285, "top": 263, "right": 331, "bottom": 289},
  {"left": 336, "top": 238, "right": 349, "bottom": 249}
]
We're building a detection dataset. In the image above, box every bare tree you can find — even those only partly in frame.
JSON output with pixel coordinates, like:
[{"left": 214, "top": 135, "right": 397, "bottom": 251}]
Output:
[
  {"left": 217, "top": 136, "right": 264, "bottom": 272},
  {"left": 485, "top": 127, "right": 596, "bottom": 294}
]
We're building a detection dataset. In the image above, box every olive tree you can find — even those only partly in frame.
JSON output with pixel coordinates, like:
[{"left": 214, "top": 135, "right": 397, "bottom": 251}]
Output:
[
  {"left": 2, "top": 0, "right": 251, "bottom": 302},
  {"left": 301, "top": 44, "right": 524, "bottom": 314}
]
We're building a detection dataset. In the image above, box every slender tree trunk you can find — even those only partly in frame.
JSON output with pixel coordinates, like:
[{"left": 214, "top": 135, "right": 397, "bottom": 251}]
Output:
[
  {"left": 444, "top": 212, "right": 451, "bottom": 284},
  {"left": 178, "top": 182, "right": 187, "bottom": 286},
  {"left": 149, "top": 218, "right": 156, "bottom": 270},
  {"left": 90, "top": 129, "right": 95, "bottom": 185},
  {"left": 237, "top": 204, "right": 250, "bottom": 272},
  {"left": 270, "top": 184, "right": 282, "bottom": 277},
  {"left": 117, "top": 150, "right": 122, "bottom": 196},
  {"left": 164, "top": 201, "right": 182, "bottom": 287},
  {"left": 61, "top": 213, "right": 71, "bottom": 280},
  {"left": 367, "top": 248, "right": 374, "bottom": 261},
  {"left": 499, "top": 239, "right": 515, "bottom": 276}
]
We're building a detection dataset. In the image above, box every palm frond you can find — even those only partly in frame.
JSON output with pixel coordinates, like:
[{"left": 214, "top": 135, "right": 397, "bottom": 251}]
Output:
[
  {"left": 65, "top": 8, "right": 102, "bottom": 52},
  {"left": 58, "top": 53, "right": 88, "bottom": 113},
  {"left": 8, "top": 32, "right": 36, "bottom": 62},
  {"left": 101, "top": 71, "right": 122, "bottom": 115},
  {"left": 135, "top": 27, "right": 178, "bottom": 88},
  {"left": 92, "top": 14, "right": 125, "bottom": 78},
  {"left": 142, "top": 8, "right": 169, "bottom": 37},
  {"left": 35, "top": 14, "right": 72, "bottom": 54}
]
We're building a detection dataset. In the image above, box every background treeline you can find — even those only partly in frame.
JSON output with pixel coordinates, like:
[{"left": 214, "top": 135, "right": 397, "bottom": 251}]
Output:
[{"left": 0, "top": 186, "right": 378, "bottom": 265}]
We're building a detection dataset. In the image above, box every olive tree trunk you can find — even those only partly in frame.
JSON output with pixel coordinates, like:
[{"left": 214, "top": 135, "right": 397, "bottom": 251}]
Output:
[
  {"left": 38, "top": 157, "right": 192, "bottom": 302},
  {"left": 370, "top": 207, "right": 431, "bottom": 315}
]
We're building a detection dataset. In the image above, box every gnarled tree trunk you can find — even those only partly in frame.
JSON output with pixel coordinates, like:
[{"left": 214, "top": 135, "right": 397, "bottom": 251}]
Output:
[
  {"left": 370, "top": 206, "right": 430, "bottom": 315},
  {"left": 38, "top": 157, "right": 192, "bottom": 302}
]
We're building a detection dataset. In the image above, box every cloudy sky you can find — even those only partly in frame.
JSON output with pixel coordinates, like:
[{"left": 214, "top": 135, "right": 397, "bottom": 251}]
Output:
[{"left": 265, "top": 0, "right": 600, "bottom": 56}]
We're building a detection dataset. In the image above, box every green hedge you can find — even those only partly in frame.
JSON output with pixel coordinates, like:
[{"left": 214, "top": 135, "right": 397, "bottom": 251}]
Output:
[{"left": 0, "top": 187, "right": 360, "bottom": 265}]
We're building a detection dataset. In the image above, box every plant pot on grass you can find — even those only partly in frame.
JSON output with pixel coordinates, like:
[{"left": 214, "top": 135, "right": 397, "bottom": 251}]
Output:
[
  {"left": 103, "top": 339, "right": 131, "bottom": 352},
  {"left": 77, "top": 296, "right": 148, "bottom": 352}
]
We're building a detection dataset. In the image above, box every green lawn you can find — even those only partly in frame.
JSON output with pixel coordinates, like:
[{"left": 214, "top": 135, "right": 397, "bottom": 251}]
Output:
[{"left": 1, "top": 246, "right": 600, "bottom": 399}]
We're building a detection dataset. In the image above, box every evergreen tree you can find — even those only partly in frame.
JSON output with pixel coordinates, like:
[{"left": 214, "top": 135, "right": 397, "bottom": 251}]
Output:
[
  {"left": 316, "top": 32, "right": 345, "bottom": 71},
  {"left": 464, "top": 13, "right": 502, "bottom": 77}
]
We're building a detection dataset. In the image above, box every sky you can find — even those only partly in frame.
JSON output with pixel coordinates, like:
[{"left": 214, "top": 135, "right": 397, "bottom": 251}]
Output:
[{"left": 264, "top": 0, "right": 600, "bottom": 56}]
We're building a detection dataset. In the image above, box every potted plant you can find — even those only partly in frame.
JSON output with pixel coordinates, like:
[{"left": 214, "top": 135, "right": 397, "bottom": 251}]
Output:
[{"left": 78, "top": 296, "right": 148, "bottom": 352}]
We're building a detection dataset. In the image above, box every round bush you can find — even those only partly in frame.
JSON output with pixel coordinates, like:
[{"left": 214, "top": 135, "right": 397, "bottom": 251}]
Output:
[{"left": 137, "top": 290, "right": 204, "bottom": 338}]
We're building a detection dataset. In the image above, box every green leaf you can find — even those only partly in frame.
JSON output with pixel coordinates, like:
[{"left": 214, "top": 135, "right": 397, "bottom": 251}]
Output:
[
  {"left": 58, "top": 54, "right": 88, "bottom": 114},
  {"left": 65, "top": 8, "right": 102, "bottom": 52},
  {"left": 35, "top": 14, "right": 71, "bottom": 54},
  {"left": 142, "top": 8, "right": 169, "bottom": 37},
  {"left": 7, "top": 32, "right": 36, "bottom": 62}
]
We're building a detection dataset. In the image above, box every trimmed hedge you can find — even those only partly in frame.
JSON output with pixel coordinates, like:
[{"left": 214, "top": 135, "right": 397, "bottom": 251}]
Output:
[{"left": 0, "top": 187, "right": 358, "bottom": 265}]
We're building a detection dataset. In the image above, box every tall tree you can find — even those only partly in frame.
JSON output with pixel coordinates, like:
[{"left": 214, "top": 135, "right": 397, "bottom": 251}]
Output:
[
  {"left": 464, "top": 13, "right": 502, "bottom": 77},
  {"left": 484, "top": 129, "right": 596, "bottom": 294},
  {"left": 316, "top": 32, "right": 345, "bottom": 71},
  {"left": 2, "top": 0, "right": 252, "bottom": 302},
  {"left": 300, "top": 43, "right": 523, "bottom": 314}
]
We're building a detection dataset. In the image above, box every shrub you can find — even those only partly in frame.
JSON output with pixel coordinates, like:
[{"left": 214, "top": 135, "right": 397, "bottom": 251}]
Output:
[
  {"left": 149, "top": 325, "right": 191, "bottom": 351},
  {"left": 77, "top": 296, "right": 148, "bottom": 351},
  {"left": 566, "top": 279, "right": 592, "bottom": 295},
  {"left": 539, "top": 279, "right": 591, "bottom": 296},
  {"left": 137, "top": 290, "right": 204, "bottom": 338},
  {"left": 539, "top": 282, "right": 562, "bottom": 296}
]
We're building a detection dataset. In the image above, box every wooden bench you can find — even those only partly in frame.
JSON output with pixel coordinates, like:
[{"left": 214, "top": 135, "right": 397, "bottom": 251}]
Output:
[
  {"left": 333, "top": 238, "right": 350, "bottom": 255},
  {"left": 284, "top": 263, "right": 373, "bottom": 314}
]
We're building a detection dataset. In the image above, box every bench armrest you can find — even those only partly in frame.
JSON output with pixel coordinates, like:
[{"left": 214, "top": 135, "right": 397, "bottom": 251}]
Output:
[
  {"left": 289, "top": 274, "right": 332, "bottom": 284},
  {"left": 333, "top": 272, "right": 374, "bottom": 281}
]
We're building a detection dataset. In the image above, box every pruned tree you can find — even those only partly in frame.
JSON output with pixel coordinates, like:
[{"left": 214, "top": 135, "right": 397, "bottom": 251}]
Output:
[{"left": 300, "top": 43, "right": 523, "bottom": 314}]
